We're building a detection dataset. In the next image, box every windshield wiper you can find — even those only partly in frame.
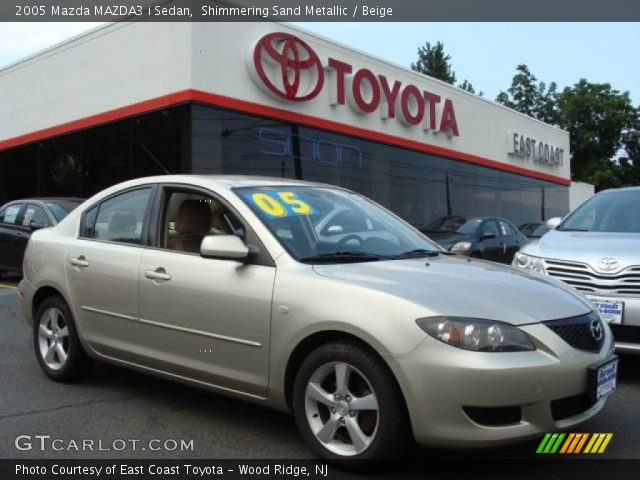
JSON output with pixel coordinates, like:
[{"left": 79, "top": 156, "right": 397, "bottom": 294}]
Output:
[
  {"left": 392, "top": 249, "right": 442, "bottom": 259},
  {"left": 299, "top": 251, "right": 386, "bottom": 263},
  {"left": 557, "top": 227, "right": 590, "bottom": 232}
]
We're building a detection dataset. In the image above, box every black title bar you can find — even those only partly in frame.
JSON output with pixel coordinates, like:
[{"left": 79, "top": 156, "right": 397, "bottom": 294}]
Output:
[{"left": 3, "top": 0, "right": 640, "bottom": 21}]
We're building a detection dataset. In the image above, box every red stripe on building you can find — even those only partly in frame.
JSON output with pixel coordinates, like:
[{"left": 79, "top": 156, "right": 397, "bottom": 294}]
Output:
[{"left": 0, "top": 89, "right": 571, "bottom": 186}]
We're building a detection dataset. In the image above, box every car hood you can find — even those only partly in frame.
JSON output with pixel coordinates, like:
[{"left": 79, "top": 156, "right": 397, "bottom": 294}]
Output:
[
  {"left": 312, "top": 255, "right": 592, "bottom": 325},
  {"left": 522, "top": 229, "right": 640, "bottom": 270}
]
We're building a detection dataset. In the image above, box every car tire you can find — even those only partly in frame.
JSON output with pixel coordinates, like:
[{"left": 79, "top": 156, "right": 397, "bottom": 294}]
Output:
[
  {"left": 292, "top": 341, "right": 411, "bottom": 461},
  {"left": 34, "top": 295, "right": 94, "bottom": 382}
]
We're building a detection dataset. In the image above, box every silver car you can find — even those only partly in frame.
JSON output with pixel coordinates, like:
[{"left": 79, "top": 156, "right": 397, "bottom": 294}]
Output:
[
  {"left": 514, "top": 187, "right": 640, "bottom": 354},
  {"left": 19, "top": 175, "right": 617, "bottom": 460}
]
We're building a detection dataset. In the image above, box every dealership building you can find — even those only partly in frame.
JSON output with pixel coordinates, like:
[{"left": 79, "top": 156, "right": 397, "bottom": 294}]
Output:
[{"left": 0, "top": 22, "right": 572, "bottom": 229}]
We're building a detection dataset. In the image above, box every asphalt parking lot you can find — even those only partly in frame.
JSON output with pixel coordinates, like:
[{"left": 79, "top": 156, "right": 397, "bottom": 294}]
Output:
[{"left": 1, "top": 274, "right": 639, "bottom": 461}]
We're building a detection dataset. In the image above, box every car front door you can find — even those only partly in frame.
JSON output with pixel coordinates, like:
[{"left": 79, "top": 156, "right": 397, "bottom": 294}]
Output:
[
  {"left": 477, "top": 219, "right": 502, "bottom": 262},
  {"left": 0, "top": 203, "right": 26, "bottom": 272},
  {"left": 498, "top": 220, "right": 522, "bottom": 263},
  {"left": 65, "top": 187, "right": 154, "bottom": 360},
  {"left": 136, "top": 186, "right": 275, "bottom": 398}
]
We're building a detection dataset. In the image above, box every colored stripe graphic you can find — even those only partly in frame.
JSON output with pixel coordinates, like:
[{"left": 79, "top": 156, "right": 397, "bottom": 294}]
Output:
[
  {"left": 559, "top": 433, "right": 575, "bottom": 453},
  {"left": 536, "top": 433, "right": 565, "bottom": 453},
  {"left": 540, "top": 433, "right": 613, "bottom": 454}
]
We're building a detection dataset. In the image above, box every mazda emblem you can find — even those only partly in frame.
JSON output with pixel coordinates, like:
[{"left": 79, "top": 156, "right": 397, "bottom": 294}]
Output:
[
  {"left": 590, "top": 319, "right": 603, "bottom": 342},
  {"left": 597, "top": 257, "right": 619, "bottom": 272}
]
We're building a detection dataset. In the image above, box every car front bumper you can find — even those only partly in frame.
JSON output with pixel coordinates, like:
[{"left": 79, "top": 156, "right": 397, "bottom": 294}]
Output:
[{"left": 388, "top": 323, "right": 615, "bottom": 448}]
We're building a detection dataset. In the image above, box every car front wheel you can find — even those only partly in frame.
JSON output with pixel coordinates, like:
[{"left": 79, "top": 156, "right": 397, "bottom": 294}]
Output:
[
  {"left": 34, "top": 295, "right": 94, "bottom": 381},
  {"left": 293, "top": 341, "right": 410, "bottom": 460}
]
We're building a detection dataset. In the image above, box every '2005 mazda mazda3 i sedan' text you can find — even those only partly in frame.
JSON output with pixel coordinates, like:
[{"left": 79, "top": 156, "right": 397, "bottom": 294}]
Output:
[{"left": 19, "top": 175, "right": 617, "bottom": 460}]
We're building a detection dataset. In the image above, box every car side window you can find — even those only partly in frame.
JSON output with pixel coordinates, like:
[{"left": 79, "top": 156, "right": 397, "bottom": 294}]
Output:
[
  {"left": 161, "top": 190, "right": 241, "bottom": 254},
  {"left": 480, "top": 220, "right": 499, "bottom": 237},
  {"left": 0, "top": 204, "right": 23, "bottom": 225},
  {"left": 90, "top": 188, "right": 151, "bottom": 245},
  {"left": 498, "top": 220, "right": 516, "bottom": 237},
  {"left": 22, "top": 204, "right": 49, "bottom": 227}
]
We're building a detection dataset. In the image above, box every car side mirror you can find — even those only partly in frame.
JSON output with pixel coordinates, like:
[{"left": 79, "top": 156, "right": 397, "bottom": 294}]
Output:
[
  {"left": 326, "top": 225, "right": 344, "bottom": 235},
  {"left": 545, "top": 217, "right": 562, "bottom": 230},
  {"left": 480, "top": 233, "right": 496, "bottom": 241},
  {"left": 29, "top": 220, "right": 46, "bottom": 231},
  {"left": 200, "top": 235, "right": 249, "bottom": 260}
]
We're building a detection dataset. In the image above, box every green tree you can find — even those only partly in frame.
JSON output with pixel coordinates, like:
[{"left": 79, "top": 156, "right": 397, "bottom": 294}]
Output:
[
  {"left": 458, "top": 79, "right": 483, "bottom": 97},
  {"left": 612, "top": 128, "right": 640, "bottom": 187},
  {"left": 557, "top": 80, "right": 639, "bottom": 189},
  {"left": 411, "top": 41, "right": 456, "bottom": 84},
  {"left": 496, "top": 64, "right": 559, "bottom": 124}
]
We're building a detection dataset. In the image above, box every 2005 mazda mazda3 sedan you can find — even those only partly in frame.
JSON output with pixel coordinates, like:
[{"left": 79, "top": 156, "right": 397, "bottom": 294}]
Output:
[{"left": 19, "top": 176, "right": 617, "bottom": 460}]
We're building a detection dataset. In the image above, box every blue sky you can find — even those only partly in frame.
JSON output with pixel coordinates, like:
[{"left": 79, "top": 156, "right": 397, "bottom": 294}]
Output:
[
  {"left": 294, "top": 23, "right": 640, "bottom": 104},
  {"left": 1, "top": 22, "right": 638, "bottom": 104}
]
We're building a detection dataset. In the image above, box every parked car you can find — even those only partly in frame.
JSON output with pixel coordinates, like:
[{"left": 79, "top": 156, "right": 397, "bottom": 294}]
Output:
[
  {"left": 421, "top": 215, "right": 527, "bottom": 264},
  {"left": 514, "top": 186, "right": 640, "bottom": 354},
  {"left": 519, "top": 222, "right": 550, "bottom": 241},
  {"left": 0, "top": 198, "right": 84, "bottom": 278},
  {"left": 19, "top": 176, "right": 616, "bottom": 461}
]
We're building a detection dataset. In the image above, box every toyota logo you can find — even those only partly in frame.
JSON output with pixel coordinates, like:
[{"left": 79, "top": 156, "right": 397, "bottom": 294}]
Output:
[
  {"left": 597, "top": 257, "right": 619, "bottom": 272},
  {"left": 250, "top": 32, "right": 324, "bottom": 102},
  {"left": 590, "top": 319, "right": 603, "bottom": 342}
]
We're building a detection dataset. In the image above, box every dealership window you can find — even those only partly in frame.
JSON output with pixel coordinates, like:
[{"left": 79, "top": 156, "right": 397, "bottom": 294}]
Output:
[
  {"left": 0, "top": 102, "right": 569, "bottom": 230},
  {"left": 0, "top": 105, "right": 189, "bottom": 205},
  {"left": 191, "top": 104, "right": 568, "bottom": 229}
]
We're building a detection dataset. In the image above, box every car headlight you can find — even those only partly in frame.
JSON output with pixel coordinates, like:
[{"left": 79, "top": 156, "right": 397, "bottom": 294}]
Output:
[
  {"left": 416, "top": 316, "right": 536, "bottom": 352},
  {"left": 450, "top": 241, "right": 472, "bottom": 252},
  {"left": 513, "top": 252, "right": 546, "bottom": 274}
]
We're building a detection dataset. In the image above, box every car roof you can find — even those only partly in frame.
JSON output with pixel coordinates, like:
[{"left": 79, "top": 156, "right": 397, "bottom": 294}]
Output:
[
  {"left": 190, "top": 175, "right": 334, "bottom": 189},
  {"left": 599, "top": 186, "right": 640, "bottom": 194},
  {"left": 96, "top": 174, "right": 341, "bottom": 192},
  {"left": 2, "top": 197, "right": 85, "bottom": 204}
]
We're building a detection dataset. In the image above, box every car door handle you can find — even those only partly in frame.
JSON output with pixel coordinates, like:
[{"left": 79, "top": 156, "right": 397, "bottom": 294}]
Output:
[
  {"left": 69, "top": 256, "right": 89, "bottom": 267},
  {"left": 144, "top": 268, "right": 171, "bottom": 281}
]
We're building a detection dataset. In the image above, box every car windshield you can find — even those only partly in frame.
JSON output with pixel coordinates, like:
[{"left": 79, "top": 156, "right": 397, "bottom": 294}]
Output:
[
  {"left": 559, "top": 190, "right": 640, "bottom": 233},
  {"left": 46, "top": 200, "right": 82, "bottom": 222},
  {"left": 235, "top": 186, "right": 440, "bottom": 262},
  {"left": 424, "top": 216, "right": 481, "bottom": 235},
  {"left": 530, "top": 224, "right": 549, "bottom": 237},
  {"left": 520, "top": 223, "right": 548, "bottom": 237}
]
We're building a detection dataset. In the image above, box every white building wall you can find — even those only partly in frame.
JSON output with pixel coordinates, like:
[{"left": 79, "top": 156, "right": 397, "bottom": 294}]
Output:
[
  {"left": 0, "top": 21, "right": 570, "bottom": 184},
  {"left": 569, "top": 181, "right": 595, "bottom": 210}
]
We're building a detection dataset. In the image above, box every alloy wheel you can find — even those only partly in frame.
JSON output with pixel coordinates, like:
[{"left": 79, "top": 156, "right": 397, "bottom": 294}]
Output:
[
  {"left": 38, "top": 307, "right": 70, "bottom": 370},
  {"left": 304, "top": 362, "right": 379, "bottom": 456}
]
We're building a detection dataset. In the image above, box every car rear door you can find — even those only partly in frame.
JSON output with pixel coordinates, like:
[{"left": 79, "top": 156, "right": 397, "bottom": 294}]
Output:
[
  {"left": 136, "top": 185, "right": 275, "bottom": 397},
  {"left": 0, "top": 203, "right": 26, "bottom": 272},
  {"left": 65, "top": 187, "right": 154, "bottom": 360}
]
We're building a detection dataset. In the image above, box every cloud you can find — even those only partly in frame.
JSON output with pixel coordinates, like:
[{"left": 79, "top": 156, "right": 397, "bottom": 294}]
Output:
[{"left": 0, "top": 22, "right": 104, "bottom": 67}]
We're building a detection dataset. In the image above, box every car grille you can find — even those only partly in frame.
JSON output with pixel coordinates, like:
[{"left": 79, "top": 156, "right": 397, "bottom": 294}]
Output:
[
  {"left": 544, "top": 258, "right": 640, "bottom": 296},
  {"left": 544, "top": 312, "right": 604, "bottom": 353}
]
